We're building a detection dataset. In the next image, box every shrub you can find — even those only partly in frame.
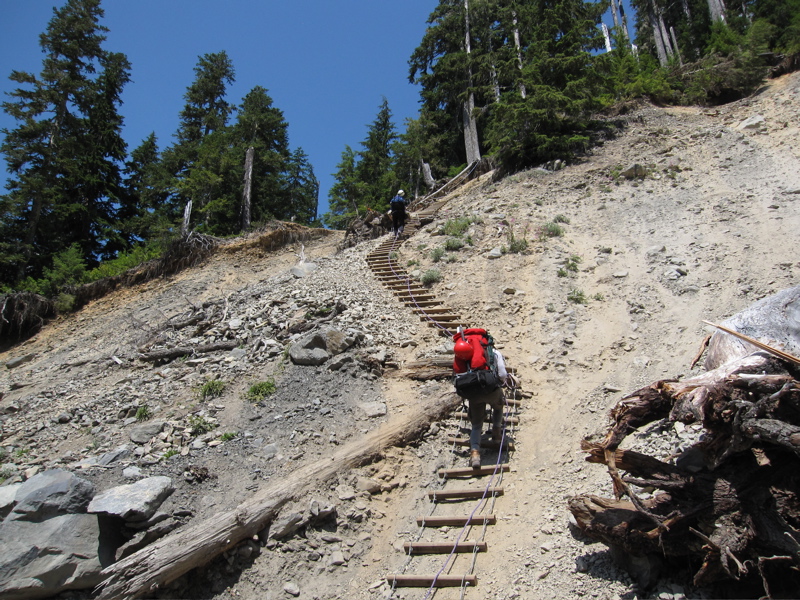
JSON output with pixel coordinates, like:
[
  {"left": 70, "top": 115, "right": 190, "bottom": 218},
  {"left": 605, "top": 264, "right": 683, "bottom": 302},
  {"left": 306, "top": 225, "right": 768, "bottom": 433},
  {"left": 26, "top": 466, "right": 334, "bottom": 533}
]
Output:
[
  {"left": 162, "top": 448, "right": 179, "bottom": 460},
  {"left": 540, "top": 222, "right": 564, "bottom": 238},
  {"left": 557, "top": 268, "right": 568, "bottom": 278},
  {"left": 430, "top": 247, "right": 445, "bottom": 263},
  {"left": 567, "top": 289, "right": 587, "bottom": 304},
  {"left": 553, "top": 214, "right": 570, "bottom": 224},
  {"left": 198, "top": 380, "right": 225, "bottom": 400},
  {"left": 135, "top": 406, "right": 151, "bottom": 421},
  {"left": 220, "top": 432, "right": 237, "bottom": 441},
  {"left": 188, "top": 414, "right": 216, "bottom": 435},
  {"left": 444, "top": 237, "right": 464, "bottom": 251},
  {"left": 440, "top": 216, "right": 474, "bottom": 236},
  {"left": 420, "top": 269, "right": 442, "bottom": 286},
  {"left": 565, "top": 255, "right": 582, "bottom": 272},
  {"left": 246, "top": 379, "right": 277, "bottom": 402}
]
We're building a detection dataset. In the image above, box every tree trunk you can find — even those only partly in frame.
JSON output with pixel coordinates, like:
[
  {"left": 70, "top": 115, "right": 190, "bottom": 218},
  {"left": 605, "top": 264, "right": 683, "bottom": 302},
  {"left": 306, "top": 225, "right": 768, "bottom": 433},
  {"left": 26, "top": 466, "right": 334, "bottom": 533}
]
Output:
[
  {"left": 670, "top": 26, "right": 684, "bottom": 66},
  {"left": 602, "top": 23, "right": 613, "bottom": 53},
  {"left": 609, "top": 0, "right": 622, "bottom": 31},
  {"left": 240, "top": 146, "right": 254, "bottom": 231},
  {"left": 512, "top": 10, "right": 527, "bottom": 99},
  {"left": 648, "top": 2, "right": 669, "bottom": 66},
  {"left": 659, "top": 14, "right": 675, "bottom": 58},
  {"left": 707, "top": 0, "right": 726, "bottom": 23},
  {"left": 462, "top": 0, "right": 481, "bottom": 164},
  {"left": 96, "top": 393, "right": 462, "bottom": 599},
  {"left": 421, "top": 161, "right": 436, "bottom": 189},
  {"left": 181, "top": 200, "right": 193, "bottom": 236}
]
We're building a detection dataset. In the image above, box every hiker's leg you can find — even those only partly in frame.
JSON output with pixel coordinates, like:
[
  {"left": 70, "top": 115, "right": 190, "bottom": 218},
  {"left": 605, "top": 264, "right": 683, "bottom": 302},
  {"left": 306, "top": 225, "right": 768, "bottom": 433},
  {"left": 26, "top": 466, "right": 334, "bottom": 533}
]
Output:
[
  {"left": 487, "top": 388, "right": 504, "bottom": 439},
  {"left": 468, "top": 398, "right": 486, "bottom": 451}
]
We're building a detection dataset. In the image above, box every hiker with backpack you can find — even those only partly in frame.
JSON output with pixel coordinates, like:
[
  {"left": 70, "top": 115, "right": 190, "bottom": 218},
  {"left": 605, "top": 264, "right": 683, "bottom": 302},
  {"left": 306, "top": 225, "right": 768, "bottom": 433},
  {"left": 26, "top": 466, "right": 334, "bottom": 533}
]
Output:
[
  {"left": 389, "top": 190, "right": 406, "bottom": 239},
  {"left": 452, "top": 327, "right": 509, "bottom": 469}
]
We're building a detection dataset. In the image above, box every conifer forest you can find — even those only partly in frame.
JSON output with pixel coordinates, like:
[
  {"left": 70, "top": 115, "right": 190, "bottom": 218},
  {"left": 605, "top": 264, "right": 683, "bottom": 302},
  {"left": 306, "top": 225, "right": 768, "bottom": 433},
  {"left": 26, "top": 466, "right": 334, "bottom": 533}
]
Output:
[{"left": 1, "top": 0, "right": 798, "bottom": 303}]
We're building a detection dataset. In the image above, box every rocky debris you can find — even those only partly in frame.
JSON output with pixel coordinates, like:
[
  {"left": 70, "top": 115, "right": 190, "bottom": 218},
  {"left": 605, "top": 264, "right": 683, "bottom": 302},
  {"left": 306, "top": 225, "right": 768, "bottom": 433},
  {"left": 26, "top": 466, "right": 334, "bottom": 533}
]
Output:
[
  {"left": 5, "top": 468, "right": 94, "bottom": 522},
  {"left": 88, "top": 476, "right": 174, "bottom": 522}
]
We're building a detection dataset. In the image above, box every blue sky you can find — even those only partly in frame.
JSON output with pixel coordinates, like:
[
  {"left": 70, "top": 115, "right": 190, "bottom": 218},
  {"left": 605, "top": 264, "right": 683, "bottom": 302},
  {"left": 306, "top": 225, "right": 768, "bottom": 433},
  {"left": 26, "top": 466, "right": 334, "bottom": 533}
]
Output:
[
  {"left": 0, "top": 1, "right": 634, "bottom": 221},
  {"left": 0, "top": 0, "right": 437, "bottom": 218}
]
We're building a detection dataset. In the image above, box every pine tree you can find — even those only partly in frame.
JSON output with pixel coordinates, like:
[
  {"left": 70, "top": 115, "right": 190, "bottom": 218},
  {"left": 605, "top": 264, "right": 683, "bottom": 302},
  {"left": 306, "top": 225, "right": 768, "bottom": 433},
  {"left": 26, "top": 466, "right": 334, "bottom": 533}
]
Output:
[
  {"left": 122, "top": 133, "right": 174, "bottom": 241},
  {"left": 282, "top": 147, "right": 319, "bottom": 225},
  {"left": 324, "top": 146, "right": 365, "bottom": 229},
  {"left": 354, "top": 98, "right": 397, "bottom": 211},
  {"left": 0, "top": 0, "right": 130, "bottom": 285}
]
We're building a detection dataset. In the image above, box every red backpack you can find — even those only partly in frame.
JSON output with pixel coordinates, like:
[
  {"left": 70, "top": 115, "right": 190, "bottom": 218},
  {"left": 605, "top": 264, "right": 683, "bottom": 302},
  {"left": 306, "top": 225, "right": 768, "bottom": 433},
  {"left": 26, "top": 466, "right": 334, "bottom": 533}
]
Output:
[{"left": 452, "top": 328, "right": 500, "bottom": 398}]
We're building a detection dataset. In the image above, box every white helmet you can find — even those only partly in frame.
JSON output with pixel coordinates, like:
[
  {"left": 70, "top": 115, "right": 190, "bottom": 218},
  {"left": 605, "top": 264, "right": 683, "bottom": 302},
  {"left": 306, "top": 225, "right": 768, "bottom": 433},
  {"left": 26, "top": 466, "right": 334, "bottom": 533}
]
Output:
[{"left": 397, "top": 190, "right": 405, "bottom": 196}]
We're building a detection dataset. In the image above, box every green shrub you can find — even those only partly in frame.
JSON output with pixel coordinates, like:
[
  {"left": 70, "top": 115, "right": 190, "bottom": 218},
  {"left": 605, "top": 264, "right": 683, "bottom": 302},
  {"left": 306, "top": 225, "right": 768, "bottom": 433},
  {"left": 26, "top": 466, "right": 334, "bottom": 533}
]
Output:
[
  {"left": 565, "top": 255, "right": 582, "bottom": 272},
  {"left": 420, "top": 269, "right": 442, "bottom": 286},
  {"left": 567, "top": 289, "right": 587, "bottom": 304},
  {"left": 508, "top": 236, "right": 528, "bottom": 254},
  {"left": 85, "top": 241, "right": 164, "bottom": 283},
  {"left": 553, "top": 214, "right": 570, "bottom": 224},
  {"left": 593, "top": 293, "right": 605, "bottom": 301},
  {"left": 540, "top": 222, "right": 564, "bottom": 238},
  {"left": 557, "top": 268, "right": 568, "bottom": 278},
  {"left": 440, "top": 217, "right": 474, "bottom": 237},
  {"left": 135, "top": 406, "right": 151, "bottom": 421},
  {"left": 220, "top": 432, "right": 237, "bottom": 442},
  {"left": 188, "top": 414, "right": 216, "bottom": 435},
  {"left": 162, "top": 448, "right": 179, "bottom": 460},
  {"left": 198, "top": 380, "right": 225, "bottom": 400},
  {"left": 430, "top": 247, "right": 445, "bottom": 263},
  {"left": 246, "top": 379, "right": 277, "bottom": 402},
  {"left": 444, "top": 237, "right": 464, "bottom": 251}
]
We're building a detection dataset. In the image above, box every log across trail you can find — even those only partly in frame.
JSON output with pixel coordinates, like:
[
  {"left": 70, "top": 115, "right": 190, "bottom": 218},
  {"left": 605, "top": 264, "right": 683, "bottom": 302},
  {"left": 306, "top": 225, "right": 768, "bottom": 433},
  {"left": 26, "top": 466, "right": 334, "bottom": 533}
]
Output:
[{"left": 96, "top": 394, "right": 460, "bottom": 599}]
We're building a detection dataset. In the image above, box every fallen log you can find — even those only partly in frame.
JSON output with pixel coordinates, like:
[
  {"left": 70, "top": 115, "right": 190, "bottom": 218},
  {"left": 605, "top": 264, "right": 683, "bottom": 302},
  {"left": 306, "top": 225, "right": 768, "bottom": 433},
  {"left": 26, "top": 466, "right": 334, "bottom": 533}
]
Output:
[
  {"left": 96, "top": 392, "right": 461, "bottom": 599},
  {"left": 138, "top": 340, "right": 238, "bottom": 363}
]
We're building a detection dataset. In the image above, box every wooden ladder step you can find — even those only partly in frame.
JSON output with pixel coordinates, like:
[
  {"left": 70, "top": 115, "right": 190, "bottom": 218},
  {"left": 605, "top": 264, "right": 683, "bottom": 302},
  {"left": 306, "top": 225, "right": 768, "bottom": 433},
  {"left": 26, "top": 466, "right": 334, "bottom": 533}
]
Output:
[
  {"left": 428, "top": 487, "right": 504, "bottom": 501},
  {"left": 387, "top": 574, "right": 477, "bottom": 588},
  {"left": 447, "top": 437, "right": 515, "bottom": 451},
  {"left": 403, "top": 541, "right": 487, "bottom": 554},
  {"left": 453, "top": 412, "right": 519, "bottom": 425},
  {"left": 438, "top": 464, "right": 510, "bottom": 478},
  {"left": 417, "top": 515, "right": 496, "bottom": 527}
]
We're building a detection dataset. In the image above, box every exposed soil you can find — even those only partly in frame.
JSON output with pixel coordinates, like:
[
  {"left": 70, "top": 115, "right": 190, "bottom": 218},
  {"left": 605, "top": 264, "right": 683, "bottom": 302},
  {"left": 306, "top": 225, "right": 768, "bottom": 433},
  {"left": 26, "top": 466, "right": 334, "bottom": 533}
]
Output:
[{"left": 2, "top": 71, "right": 800, "bottom": 600}]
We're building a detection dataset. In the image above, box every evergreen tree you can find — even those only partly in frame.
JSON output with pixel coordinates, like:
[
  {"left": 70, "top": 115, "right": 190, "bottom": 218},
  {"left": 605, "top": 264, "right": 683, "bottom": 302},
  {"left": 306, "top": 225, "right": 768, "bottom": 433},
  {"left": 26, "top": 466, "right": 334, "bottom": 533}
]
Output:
[
  {"left": 324, "top": 146, "right": 364, "bottom": 229},
  {"left": 282, "top": 147, "right": 319, "bottom": 225},
  {"left": 122, "top": 133, "right": 174, "bottom": 241},
  {"left": 0, "top": 0, "right": 130, "bottom": 286},
  {"left": 354, "top": 98, "right": 397, "bottom": 211}
]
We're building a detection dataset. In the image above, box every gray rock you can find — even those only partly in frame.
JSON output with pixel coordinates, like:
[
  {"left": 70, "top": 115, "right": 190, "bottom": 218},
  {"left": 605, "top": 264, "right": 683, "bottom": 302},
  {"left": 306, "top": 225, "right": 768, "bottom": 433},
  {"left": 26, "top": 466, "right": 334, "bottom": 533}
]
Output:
[
  {"left": 487, "top": 247, "right": 503, "bottom": 259},
  {"left": 289, "top": 327, "right": 362, "bottom": 366},
  {"left": 261, "top": 444, "right": 279, "bottom": 460},
  {"left": 736, "top": 114, "right": 766, "bottom": 131},
  {"left": 283, "top": 581, "right": 301, "bottom": 597},
  {"left": 87, "top": 476, "right": 174, "bottom": 522},
  {"left": 329, "top": 549, "right": 346, "bottom": 566},
  {"left": 4, "top": 354, "right": 36, "bottom": 369},
  {"left": 270, "top": 512, "right": 304, "bottom": 540},
  {"left": 122, "top": 466, "right": 143, "bottom": 479},
  {"left": 129, "top": 420, "right": 166, "bottom": 444},
  {"left": 327, "top": 355, "right": 353, "bottom": 371},
  {"left": 7, "top": 469, "right": 94, "bottom": 522},
  {"left": 0, "top": 513, "right": 103, "bottom": 600},
  {"left": 0, "top": 483, "right": 21, "bottom": 519},
  {"left": 74, "top": 445, "right": 131, "bottom": 468},
  {"left": 359, "top": 402, "right": 387, "bottom": 418},
  {"left": 620, "top": 164, "right": 646, "bottom": 179},
  {"left": 290, "top": 263, "right": 317, "bottom": 278}
]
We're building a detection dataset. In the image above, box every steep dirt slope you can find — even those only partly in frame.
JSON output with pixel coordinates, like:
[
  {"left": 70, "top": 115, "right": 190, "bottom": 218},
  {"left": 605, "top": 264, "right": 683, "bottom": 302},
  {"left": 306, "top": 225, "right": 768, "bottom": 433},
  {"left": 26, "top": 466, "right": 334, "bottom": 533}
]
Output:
[{"left": 1, "top": 71, "right": 799, "bottom": 600}]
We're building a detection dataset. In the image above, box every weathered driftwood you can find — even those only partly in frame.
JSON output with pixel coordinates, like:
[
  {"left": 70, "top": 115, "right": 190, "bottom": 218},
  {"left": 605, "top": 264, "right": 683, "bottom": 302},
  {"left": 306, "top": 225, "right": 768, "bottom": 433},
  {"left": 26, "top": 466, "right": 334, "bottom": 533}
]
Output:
[
  {"left": 96, "top": 393, "right": 461, "bottom": 599},
  {"left": 571, "top": 290, "right": 800, "bottom": 596},
  {"left": 138, "top": 340, "right": 238, "bottom": 363}
]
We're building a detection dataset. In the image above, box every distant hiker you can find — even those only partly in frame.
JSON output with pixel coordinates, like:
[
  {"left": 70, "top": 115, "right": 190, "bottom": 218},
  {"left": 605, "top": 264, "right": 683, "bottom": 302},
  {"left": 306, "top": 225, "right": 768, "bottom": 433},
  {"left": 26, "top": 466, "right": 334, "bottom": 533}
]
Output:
[
  {"left": 452, "top": 327, "right": 509, "bottom": 469},
  {"left": 389, "top": 190, "right": 407, "bottom": 239}
]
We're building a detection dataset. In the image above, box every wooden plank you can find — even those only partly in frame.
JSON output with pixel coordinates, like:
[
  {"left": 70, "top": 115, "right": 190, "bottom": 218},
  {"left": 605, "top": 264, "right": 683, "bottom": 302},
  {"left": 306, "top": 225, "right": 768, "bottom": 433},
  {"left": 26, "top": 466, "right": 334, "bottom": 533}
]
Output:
[
  {"left": 417, "top": 515, "right": 496, "bottom": 527},
  {"left": 438, "top": 464, "right": 510, "bottom": 478},
  {"left": 386, "top": 574, "right": 477, "bottom": 588},
  {"left": 403, "top": 541, "right": 487, "bottom": 554},
  {"left": 453, "top": 412, "right": 519, "bottom": 424},
  {"left": 428, "top": 487, "right": 504, "bottom": 501},
  {"left": 447, "top": 437, "right": 515, "bottom": 451}
]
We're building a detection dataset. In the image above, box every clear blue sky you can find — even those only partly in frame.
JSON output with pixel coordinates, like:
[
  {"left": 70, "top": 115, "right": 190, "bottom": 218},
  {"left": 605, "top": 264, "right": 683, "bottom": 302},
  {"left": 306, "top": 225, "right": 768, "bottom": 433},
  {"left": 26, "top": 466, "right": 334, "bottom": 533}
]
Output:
[
  {"left": 0, "top": 0, "right": 437, "bottom": 218},
  {"left": 0, "top": 1, "right": 633, "bottom": 221}
]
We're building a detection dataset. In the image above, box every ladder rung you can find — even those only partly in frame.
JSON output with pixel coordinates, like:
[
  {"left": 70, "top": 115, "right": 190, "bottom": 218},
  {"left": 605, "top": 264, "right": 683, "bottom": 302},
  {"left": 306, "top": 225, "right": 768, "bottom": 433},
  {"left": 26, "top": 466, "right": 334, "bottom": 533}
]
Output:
[
  {"left": 438, "top": 464, "right": 510, "bottom": 478},
  {"left": 403, "top": 541, "right": 487, "bottom": 554},
  {"left": 447, "top": 437, "right": 515, "bottom": 451},
  {"left": 417, "top": 515, "right": 496, "bottom": 527},
  {"left": 453, "top": 412, "right": 519, "bottom": 424},
  {"left": 387, "top": 574, "right": 477, "bottom": 587},
  {"left": 428, "top": 487, "right": 503, "bottom": 501}
]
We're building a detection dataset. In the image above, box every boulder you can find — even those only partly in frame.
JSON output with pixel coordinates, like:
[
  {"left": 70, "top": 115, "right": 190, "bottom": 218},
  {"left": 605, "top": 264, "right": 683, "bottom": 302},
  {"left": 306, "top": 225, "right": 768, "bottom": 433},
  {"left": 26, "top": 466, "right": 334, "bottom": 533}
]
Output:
[
  {"left": 0, "top": 483, "right": 21, "bottom": 519},
  {"left": 620, "top": 163, "right": 647, "bottom": 179},
  {"left": 129, "top": 420, "right": 166, "bottom": 444},
  {"left": 0, "top": 513, "right": 104, "bottom": 600},
  {"left": 290, "top": 263, "right": 317, "bottom": 278},
  {"left": 6, "top": 469, "right": 94, "bottom": 522},
  {"left": 87, "top": 476, "right": 174, "bottom": 522},
  {"left": 289, "top": 327, "right": 362, "bottom": 366}
]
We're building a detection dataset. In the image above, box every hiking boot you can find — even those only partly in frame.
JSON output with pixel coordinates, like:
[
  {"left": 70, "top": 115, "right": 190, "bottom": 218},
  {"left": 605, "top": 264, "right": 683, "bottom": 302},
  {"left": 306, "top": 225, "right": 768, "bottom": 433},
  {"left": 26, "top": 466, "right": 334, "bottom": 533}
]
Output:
[{"left": 470, "top": 449, "right": 481, "bottom": 469}]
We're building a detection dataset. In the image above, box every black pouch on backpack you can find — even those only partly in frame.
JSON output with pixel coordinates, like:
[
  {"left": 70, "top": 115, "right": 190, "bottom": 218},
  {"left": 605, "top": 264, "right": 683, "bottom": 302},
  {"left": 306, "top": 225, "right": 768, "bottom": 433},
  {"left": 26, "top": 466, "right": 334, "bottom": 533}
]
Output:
[{"left": 454, "top": 370, "right": 500, "bottom": 398}]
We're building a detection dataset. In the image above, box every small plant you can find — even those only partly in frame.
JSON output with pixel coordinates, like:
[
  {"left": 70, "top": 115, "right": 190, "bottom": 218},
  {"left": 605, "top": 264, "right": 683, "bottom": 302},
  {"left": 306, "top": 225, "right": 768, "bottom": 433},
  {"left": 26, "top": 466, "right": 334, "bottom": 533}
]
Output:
[
  {"left": 420, "top": 269, "right": 442, "bottom": 286},
  {"left": 593, "top": 293, "right": 605, "bottom": 301},
  {"left": 246, "top": 379, "right": 277, "bottom": 402},
  {"left": 599, "top": 184, "right": 612, "bottom": 193},
  {"left": 465, "top": 235, "right": 474, "bottom": 246},
  {"left": 407, "top": 259, "right": 419, "bottom": 267},
  {"left": 188, "top": 414, "right": 216, "bottom": 435},
  {"left": 546, "top": 303, "right": 556, "bottom": 313},
  {"left": 553, "top": 214, "right": 570, "bottom": 224},
  {"left": 389, "top": 251, "right": 398, "bottom": 260},
  {"left": 135, "top": 406, "right": 151, "bottom": 421},
  {"left": 162, "top": 448, "right": 179, "bottom": 460},
  {"left": 198, "top": 380, "right": 225, "bottom": 400},
  {"left": 440, "top": 216, "right": 474, "bottom": 236},
  {"left": 445, "top": 254, "right": 458, "bottom": 263},
  {"left": 557, "top": 268, "right": 568, "bottom": 278},
  {"left": 444, "top": 237, "right": 464, "bottom": 251},
  {"left": 508, "top": 235, "right": 528, "bottom": 254},
  {"left": 599, "top": 247, "right": 613, "bottom": 254},
  {"left": 14, "top": 447, "right": 30, "bottom": 459},
  {"left": 565, "top": 255, "right": 582, "bottom": 272},
  {"left": 567, "top": 288, "right": 587, "bottom": 305},
  {"left": 416, "top": 243, "right": 428, "bottom": 251},
  {"left": 430, "top": 247, "right": 445, "bottom": 263},
  {"left": 539, "top": 222, "right": 564, "bottom": 238},
  {"left": 220, "top": 432, "right": 237, "bottom": 442}
]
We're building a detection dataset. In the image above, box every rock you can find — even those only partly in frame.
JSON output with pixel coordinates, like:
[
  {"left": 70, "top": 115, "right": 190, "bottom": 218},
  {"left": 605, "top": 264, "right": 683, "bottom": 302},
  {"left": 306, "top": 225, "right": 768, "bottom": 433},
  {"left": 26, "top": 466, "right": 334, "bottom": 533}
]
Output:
[
  {"left": 487, "top": 247, "right": 503, "bottom": 259},
  {"left": 261, "top": 443, "right": 279, "bottom": 460},
  {"left": 359, "top": 402, "right": 387, "bottom": 418},
  {"left": 87, "top": 476, "right": 174, "bottom": 522},
  {"left": 0, "top": 483, "right": 21, "bottom": 519},
  {"left": 356, "top": 477, "right": 382, "bottom": 494},
  {"left": 736, "top": 114, "right": 766, "bottom": 131},
  {"left": 327, "top": 355, "right": 353, "bottom": 371},
  {"left": 283, "top": 581, "right": 301, "bottom": 597},
  {"left": 620, "top": 164, "right": 646, "bottom": 179},
  {"left": 329, "top": 549, "right": 346, "bottom": 566},
  {"left": 613, "top": 271, "right": 628, "bottom": 278},
  {"left": 4, "top": 354, "right": 36, "bottom": 369},
  {"left": 290, "top": 263, "right": 317, "bottom": 278},
  {"left": 7, "top": 469, "right": 94, "bottom": 522},
  {"left": 129, "top": 420, "right": 166, "bottom": 444},
  {"left": 270, "top": 512, "right": 305, "bottom": 540},
  {"left": 122, "top": 466, "right": 143, "bottom": 479},
  {"left": 74, "top": 445, "right": 131, "bottom": 468},
  {"left": 0, "top": 513, "right": 103, "bottom": 599}
]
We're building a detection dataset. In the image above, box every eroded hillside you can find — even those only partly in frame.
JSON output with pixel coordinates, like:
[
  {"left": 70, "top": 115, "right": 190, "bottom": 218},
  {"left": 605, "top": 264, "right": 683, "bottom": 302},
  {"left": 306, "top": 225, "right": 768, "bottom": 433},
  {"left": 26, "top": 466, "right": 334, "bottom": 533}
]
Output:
[{"left": 1, "top": 71, "right": 800, "bottom": 600}]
